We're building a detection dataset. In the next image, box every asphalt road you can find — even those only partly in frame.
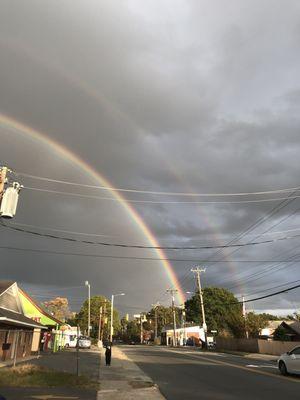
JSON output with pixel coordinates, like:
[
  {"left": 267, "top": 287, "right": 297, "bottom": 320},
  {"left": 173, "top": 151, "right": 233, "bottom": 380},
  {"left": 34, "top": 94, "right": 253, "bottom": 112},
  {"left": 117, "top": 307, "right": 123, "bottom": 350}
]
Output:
[{"left": 121, "top": 346, "right": 300, "bottom": 400}]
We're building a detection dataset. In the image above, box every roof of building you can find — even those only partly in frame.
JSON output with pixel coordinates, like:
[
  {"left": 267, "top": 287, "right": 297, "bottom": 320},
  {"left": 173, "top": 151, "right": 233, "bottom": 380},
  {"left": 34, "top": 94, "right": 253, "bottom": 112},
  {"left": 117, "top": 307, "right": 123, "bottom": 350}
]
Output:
[
  {"left": 0, "top": 281, "right": 63, "bottom": 327},
  {"left": 18, "top": 288, "right": 63, "bottom": 326},
  {"left": 0, "top": 281, "right": 15, "bottom": 296},
  {"left": 267, "top": 320, "right": 284, "bottom": 330},
  {"left": 282, "top": 320, "right": 300, "bottom": 335},
  {"left": 0, "top": 307, "right": 46, "bottom": 329}
]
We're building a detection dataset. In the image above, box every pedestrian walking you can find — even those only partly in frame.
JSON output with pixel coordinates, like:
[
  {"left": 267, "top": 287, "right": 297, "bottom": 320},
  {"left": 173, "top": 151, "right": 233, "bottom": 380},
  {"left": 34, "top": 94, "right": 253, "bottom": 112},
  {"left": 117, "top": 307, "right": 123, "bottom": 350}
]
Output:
[{"left": 105, "top": 345, "right": 112, "bottom": 366}]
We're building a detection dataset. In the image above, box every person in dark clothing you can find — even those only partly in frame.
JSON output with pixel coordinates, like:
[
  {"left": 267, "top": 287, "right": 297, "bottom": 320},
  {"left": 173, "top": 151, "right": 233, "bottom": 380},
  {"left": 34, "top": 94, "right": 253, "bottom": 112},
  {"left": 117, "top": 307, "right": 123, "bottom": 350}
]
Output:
[{"left": 105, "top": 346, "right": 112, "bottom": 366}]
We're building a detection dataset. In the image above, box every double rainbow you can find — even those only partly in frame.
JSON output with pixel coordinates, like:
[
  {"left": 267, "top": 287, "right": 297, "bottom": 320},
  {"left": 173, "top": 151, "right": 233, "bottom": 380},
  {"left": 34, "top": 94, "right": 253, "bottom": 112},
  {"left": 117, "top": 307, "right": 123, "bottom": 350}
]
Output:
[{"left": 0, "top": 113, "right": 185, "bottom": 304}]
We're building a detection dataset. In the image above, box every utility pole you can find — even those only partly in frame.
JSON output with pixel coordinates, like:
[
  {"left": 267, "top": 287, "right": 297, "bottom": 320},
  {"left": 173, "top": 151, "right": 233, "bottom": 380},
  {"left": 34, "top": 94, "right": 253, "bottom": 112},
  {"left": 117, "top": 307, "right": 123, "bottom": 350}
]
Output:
[
  {"left": 166, "top": 289, "right": 178, "bottom": 346},
  {"left": 242, "top": 295, "right": 249, "bottom": 339},
  {"left": 85, "top": 281, "right": 91, "bottom": 337},
  {"left": 110, "top": 294, "right": 114, "bottom": 344},
  {"left": 110, "top": 293, "right": 125, "bottom": 344},
  {"left": 152, "top": 302, "right": 160, "bottom": 343},
  {"left": 98, "top": 306, "right": 103, "bottom": 342},
  {"left": 140, "top": 314, "right": 144, "bottom": 344},
  {"left": 180, "top": 305, "right": 186, "bottom": 346},
  {"left": 102, "top": 300, "right": 107, "bottom": 341},
  {"left": 0, "top": 166, "right": 8, "bottom": 197},
  {"left": 191, "top": 267, "right": 208, "bottom": 348}
]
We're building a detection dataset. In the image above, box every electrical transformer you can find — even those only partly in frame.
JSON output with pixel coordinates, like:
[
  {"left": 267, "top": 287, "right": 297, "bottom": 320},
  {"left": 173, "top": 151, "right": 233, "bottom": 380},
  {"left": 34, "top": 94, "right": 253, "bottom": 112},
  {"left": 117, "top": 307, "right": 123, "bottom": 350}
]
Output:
[{"left": 0, "top": 182, "right": 22, "bottom": 218}]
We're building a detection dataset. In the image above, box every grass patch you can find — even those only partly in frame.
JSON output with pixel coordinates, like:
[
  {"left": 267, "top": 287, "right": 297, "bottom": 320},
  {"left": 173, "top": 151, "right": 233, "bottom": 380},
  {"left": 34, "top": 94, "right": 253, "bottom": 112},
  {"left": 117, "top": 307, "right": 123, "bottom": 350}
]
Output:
[{"left": 0, "top": 364, "right": 98, "bottom": 388}]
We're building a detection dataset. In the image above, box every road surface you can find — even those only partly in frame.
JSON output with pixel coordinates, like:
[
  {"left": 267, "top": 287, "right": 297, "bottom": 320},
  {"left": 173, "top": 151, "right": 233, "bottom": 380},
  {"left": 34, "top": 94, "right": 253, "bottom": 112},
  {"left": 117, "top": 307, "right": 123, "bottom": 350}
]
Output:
[{"left": 121, "top": 345, "right": 300, "bottom": 400}]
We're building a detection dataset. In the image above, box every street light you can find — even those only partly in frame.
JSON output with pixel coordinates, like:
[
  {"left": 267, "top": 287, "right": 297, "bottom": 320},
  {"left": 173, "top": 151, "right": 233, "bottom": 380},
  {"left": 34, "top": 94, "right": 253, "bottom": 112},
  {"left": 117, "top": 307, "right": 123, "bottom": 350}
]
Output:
[
  {"left": 110, "top": 293, "right": 125, "bottom": 344},
  {"left": 85, "top": 281, "right": 91, "bottom": 337}
]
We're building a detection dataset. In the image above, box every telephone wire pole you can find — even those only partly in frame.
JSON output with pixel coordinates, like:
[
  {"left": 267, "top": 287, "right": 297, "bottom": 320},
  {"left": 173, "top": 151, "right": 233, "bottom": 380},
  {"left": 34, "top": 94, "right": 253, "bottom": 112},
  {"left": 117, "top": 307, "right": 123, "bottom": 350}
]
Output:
[
  {"left": 166, "top": 289, "right": 178, "bottom": 346},
  {"left": 191, "top": 267, "right": 208, "bottom": 348}
]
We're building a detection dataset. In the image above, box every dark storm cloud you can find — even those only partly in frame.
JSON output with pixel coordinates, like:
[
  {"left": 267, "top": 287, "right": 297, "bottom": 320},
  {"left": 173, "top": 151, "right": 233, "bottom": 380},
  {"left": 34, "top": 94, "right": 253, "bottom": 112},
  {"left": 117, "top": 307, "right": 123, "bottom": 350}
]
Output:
[{"left": 0, "top": 0, "right": 300, "bottom": 313}]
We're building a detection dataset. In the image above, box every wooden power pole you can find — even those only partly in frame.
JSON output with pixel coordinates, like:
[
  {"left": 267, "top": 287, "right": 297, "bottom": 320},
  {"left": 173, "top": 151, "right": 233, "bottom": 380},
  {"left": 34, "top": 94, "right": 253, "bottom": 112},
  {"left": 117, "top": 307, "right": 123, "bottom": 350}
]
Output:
[
  {"left": 166, "top": 289, "right": 178, "bottom": 346},
  {"left": 191, "top": 267, "right": 208, "bottom": 348}
]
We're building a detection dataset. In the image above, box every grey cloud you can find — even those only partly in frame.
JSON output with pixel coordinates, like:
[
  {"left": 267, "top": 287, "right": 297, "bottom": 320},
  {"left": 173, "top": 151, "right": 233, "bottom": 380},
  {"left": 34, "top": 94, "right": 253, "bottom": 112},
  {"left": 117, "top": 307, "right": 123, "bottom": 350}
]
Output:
[{"left": 0, "top": 0, "right": 299, "bottom": 313}]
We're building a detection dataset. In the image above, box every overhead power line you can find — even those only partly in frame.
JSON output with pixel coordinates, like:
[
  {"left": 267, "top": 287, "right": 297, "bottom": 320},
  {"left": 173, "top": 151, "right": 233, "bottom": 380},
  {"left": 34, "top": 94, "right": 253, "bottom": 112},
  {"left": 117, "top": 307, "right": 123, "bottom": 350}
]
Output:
[
  {"left": 204, "top": 190, "right": 299, "bottom": 264},
  {"left": 8, "top": 221, "right": 114, "bottom": 238},
  {"left": 240, "top": 283, "right": 300, "bottom": 304},
  {"left": 243, "top": 279, "right": 300, "bottom": 298},
  {"left": 23, "top": 186, "right": 300, "bottom": 205},
  {"left": 186, "top": 284, "right": 300, "bottom": 305},
  {"left": 178, "top": 191, "right": 299, "bottom": 289},
  {"left": 218, "top": 244, "right": 300, "bottom": 289},
  {"left": 1, "top": 243, "right": 300, "bottom": 263},
  {"left": 16, "top": 172, "right": 300, "bottom": 197},
  {"left": 1, "top": 220, "right": 300, "bottom": 250},
  {"left": 9, "top": 221, "right": 300, "bottom": 241}
]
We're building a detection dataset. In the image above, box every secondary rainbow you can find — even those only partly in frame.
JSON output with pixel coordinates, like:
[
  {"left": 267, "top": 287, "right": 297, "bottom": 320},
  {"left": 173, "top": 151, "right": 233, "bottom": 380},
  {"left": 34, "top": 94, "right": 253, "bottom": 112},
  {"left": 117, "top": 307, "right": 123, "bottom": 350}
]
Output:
[
  {"left": 2, "top": 38, "right": 243, "bottom": 293},
  {"left": 0, "top": 113, "right": 185, "bottom": 304}
]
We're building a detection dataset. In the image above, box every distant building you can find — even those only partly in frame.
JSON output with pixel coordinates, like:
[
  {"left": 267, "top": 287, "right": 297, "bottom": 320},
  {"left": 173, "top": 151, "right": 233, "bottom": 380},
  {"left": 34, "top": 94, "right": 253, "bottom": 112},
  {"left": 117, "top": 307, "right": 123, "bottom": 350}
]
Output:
[
  {"left": 161, "top": 325, "right": 205, "bottom": 346},
  {"left": 278, "top": 321, "right": 300, "bottom": 341},
  {"left": 260, "top": 320, "right": 284, "bottom": 338}
]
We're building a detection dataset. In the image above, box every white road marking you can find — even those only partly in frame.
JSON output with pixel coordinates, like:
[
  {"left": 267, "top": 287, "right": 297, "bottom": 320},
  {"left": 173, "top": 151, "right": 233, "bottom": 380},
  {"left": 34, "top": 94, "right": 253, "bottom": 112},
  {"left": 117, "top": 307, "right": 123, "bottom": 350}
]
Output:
[
  {"left": 30, "top": 395, "right": 78, "bottom": 399},
  {"left": 246, "top": 364, "right": 278, "bottom": 369}
]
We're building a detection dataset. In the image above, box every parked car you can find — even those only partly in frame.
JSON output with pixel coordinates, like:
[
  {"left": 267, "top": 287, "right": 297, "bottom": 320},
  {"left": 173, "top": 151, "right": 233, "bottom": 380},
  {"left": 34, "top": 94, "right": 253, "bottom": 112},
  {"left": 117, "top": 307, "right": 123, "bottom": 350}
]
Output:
[
  {"left": 64, "top": 334, "right": 78, "bottom": 348},
  {"left": 78, "top": 336, "right": 91, "bottom": 349},
  {"left": 278, "top": 346, "right": 300, "bottom": 375}
]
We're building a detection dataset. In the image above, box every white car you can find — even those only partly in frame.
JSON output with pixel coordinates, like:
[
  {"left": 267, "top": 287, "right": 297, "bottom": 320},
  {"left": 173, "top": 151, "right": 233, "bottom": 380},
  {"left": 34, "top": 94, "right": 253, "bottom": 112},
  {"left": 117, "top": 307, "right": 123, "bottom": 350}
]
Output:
[
  {"left": 278, "top": 346, "right": 300, "bottom": 375},
  {"left": 64, "top": 334, "right": 78, "bottom": 348},
  {"left": 78, "top": 336, "right": 91, "bottom": 349}
]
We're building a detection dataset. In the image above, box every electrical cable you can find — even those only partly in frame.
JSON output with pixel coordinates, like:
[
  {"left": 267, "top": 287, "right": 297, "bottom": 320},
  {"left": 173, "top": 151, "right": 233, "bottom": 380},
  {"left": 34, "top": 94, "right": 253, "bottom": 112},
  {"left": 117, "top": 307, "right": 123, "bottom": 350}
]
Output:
[
  {"left": 2, "top": 243, "right": 300, "bottom": 263},
  {"left": 9, "top": 221, "right": 300, "bottom": 242},
  {"left": 15, "top": 171, "right": 300, "bottom": 197},
  {"left": 239, "top": 283, "right": 300, "bottom": 304},
  {"left": 186, "top": 283, "right": 300, "bottom": 306},
  {"left": 205, "top": 192, "right": 299, "bottom": 264},
  {"left": 178, "top": 193, "right": 300, "bottom": 291},
  {"left": 217, "top": 243, "right": 300, "bottom": 289},
  {"left": 242, "top": 279, "right": 300, "bottom": 297},
  {"left": 1, "top": 219, "right": 300, "bottom": 250},
  {"left": 8, "top": 221, "right": 114, "bottom": 238},
  {"left": 23, "top": 185, "right": 300, "bottom": 204}
]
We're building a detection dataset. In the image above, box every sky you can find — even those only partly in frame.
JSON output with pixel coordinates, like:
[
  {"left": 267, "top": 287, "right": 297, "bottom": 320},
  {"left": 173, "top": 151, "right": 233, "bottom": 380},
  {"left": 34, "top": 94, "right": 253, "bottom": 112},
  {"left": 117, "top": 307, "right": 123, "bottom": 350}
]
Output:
[{"left": 0, "top": 0, "right": 299, "bottom": 317}]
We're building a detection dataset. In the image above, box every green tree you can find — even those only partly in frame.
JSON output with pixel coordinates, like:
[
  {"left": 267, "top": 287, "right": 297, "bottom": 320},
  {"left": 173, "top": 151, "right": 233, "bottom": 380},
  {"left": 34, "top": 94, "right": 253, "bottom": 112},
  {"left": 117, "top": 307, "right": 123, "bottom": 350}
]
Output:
[
  {"left": 245, "top": 312, "right": 269, "bottom": 338},
  {"left": 185, "top": 287, "right": 244, "bottom": 337},
  {"left": 43, "top": 297, "right": 71, "bottom": 322},
  {"left": 258, "top": 313, "right": 279, "bottom": 321},
  {"left": 286, "top": 312, "right": 300, "bottom": 321},
  {"left": 76, "top": 295, "right": 120, "bottom": 339},
  {"left": 122, "top": 320, "right": 140, "bottom": 343},
  {"left": 147, "top": 306, "right": 181, "bottom": 336}
]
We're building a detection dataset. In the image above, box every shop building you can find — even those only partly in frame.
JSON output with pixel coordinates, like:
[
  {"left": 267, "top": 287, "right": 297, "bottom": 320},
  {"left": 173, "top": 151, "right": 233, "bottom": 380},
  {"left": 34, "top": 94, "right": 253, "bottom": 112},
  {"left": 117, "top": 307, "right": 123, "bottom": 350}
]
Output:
[{"left": 0, "top": 281, "right": 45, "bottom": 362}]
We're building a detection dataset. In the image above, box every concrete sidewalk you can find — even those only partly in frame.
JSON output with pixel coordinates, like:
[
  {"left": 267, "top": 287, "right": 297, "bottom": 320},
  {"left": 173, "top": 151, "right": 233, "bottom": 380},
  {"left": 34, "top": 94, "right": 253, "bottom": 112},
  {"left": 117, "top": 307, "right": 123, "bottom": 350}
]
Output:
[{"left": 97, "top": 346, "right": 165, "bottom": 400}]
